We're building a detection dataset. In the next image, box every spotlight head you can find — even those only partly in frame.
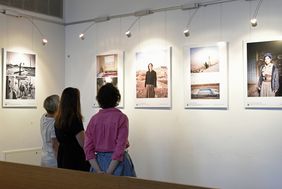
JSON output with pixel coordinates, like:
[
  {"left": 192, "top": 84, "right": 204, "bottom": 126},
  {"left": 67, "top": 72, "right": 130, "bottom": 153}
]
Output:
[
  {"left": 250, "top": 18, "right": 257, "bottom": 27},
  {"left": 183, "top": 29, "right": 190, "bottom": 37},
  {"left": 79, "top": 33, "right": 85, "bottom": 40},
  {"left": 42, "top": 38, "right": 48, "bottom": 45},
  {"left": 125, "top": 30, "right": 131, "bottom": 38}
]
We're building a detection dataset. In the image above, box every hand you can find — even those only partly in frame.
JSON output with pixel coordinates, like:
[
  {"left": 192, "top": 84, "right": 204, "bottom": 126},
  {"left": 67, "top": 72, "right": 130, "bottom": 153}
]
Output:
[{"left": 97, "top": 170, "right": 105, "bottom": 174}]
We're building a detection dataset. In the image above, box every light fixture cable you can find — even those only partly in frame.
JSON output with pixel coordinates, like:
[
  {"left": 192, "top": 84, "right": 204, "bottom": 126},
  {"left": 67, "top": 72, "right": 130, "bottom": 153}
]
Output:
[
  {"left": 184, "top": 6, "right": 199, "bottom": 37},
  {"left": 252, "top": 0, "right": 263, "bottom": 19},
  {"left": 79, "top": 16, "right": 110, "bottom": 40},
  {"left": 79, "top": 21, "right": 96, "bottom": 40},
  {"left": 250, "top": 0, "right": 263, "bottom": 27},
  {"left": 24, "top": 16, "right": 48, "bottom": 45},
  {"left": 125, "top": 16, "right": 140, "bottom": 38},
  {"left": 1, "top": 9, "right": 48, "bottom": 45}
]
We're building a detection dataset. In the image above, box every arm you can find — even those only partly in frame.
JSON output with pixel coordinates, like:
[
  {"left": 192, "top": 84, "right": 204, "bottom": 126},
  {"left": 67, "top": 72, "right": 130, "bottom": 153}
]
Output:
[
  {"left": 84, "top": 118, "right": 100, "bottom": 171},
  {"left": 75, "top": 130, "right": 85, "bottom": 148},
  {"left": 257, "top": 66, "right": 263, "bottom": 90},
  {"left": 51, "top": 137, "right": 59, "bottom": 158},
  {"left": 272, "top": 65, "right": 279, "bottom": 93},
  {"left": 109, "top": 115, "right": 129, "bottom": 174},
  {"left": 89, "top": 158, "right": 103, "bottom": 173},
  {"left": 154, "top": 71, "right": 157, "bottom": 87},
  {"left": 50, "top": 122, "right": 59, "bottom": 158},
  {"left": 106, "top": 160, "right": 119, "bottom": 174},
  {"left": 145, "top": 72, "right": 148, "bottom": 87}
]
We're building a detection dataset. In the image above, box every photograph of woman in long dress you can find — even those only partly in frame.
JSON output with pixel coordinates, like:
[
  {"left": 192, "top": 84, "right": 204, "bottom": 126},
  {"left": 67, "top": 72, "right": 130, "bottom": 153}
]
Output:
[
  {"left": 257, "top": 53, "right": 279, "bottom": 97},
  {"left": 246, "top": 40, "right": 282, "bottom": 97}
]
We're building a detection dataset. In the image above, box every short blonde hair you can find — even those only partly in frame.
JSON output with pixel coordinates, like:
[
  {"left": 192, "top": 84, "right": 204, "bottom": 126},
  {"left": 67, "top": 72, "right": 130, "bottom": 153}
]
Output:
[{"left": 43, "top": 95, "right": 59, "bottom": 114}]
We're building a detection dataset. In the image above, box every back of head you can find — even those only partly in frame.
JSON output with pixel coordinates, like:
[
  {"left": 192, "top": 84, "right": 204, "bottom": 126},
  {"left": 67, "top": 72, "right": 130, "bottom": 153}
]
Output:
[
  {"left": 56, "top": 87, "right": 82, "bottom": 129},
  {"left": 96, "top": 83, "right": 120, "bottom": 109},
  {"left": 43, "top": 95, "right": 59, "bottom": 114},
  {"left": 60, "top": 87, "right": 80, "bottom": 111}
]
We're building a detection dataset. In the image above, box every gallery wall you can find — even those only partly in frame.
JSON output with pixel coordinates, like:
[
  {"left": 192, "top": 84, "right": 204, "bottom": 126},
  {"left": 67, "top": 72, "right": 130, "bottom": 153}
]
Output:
[
  {"left": 64, "top": 0, "right": 282, "bottom": 189},
  {"left": 0, "top": 6, "right": 65, "bottom": 159}
]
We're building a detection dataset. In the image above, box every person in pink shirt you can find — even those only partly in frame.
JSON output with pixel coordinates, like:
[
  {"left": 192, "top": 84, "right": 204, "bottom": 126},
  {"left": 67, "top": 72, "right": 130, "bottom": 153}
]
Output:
[{"left": 84, "top": 83, "right": 136, "bottom": 176}]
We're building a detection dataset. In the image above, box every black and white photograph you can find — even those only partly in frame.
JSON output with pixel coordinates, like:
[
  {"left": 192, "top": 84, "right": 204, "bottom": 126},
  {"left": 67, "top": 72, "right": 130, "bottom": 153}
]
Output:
[{"left": 2, "top": 49, "right": 36, "bottom": 107}]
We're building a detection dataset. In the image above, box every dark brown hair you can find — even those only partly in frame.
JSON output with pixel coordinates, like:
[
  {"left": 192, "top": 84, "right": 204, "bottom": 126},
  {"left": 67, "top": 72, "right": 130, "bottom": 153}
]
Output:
[{"left": 55, "top": 87, "right": 82, "bottom": 129}]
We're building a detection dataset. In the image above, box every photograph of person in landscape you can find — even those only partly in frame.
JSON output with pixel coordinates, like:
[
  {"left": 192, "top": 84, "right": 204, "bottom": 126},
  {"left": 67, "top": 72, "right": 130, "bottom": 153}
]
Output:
[{"left": 136, "top": 49, "right": 169, "bottom": 99}]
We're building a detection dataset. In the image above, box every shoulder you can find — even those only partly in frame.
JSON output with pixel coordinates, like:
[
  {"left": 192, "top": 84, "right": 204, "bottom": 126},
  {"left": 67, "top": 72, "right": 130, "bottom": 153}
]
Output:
[
  {"left": 40, "top": 114, "right": 46, "bottom": 121},
  {"left": 116, "top": 109, "right": 128, "bottom": 121},
  {"left": 108, "top": 108, "right": 128, "bottom": 120}
]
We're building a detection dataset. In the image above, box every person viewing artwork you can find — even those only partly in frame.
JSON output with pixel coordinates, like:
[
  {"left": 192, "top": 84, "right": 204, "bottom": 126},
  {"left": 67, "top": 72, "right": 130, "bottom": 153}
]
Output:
[
  {"left": 258, "top": 53, "right": 279, "bottom": 97},
  {"left": 144, "top": 63, "right": 157, "bottom": 98},
  {"left": 84, "top": 83, "right": 136, "bottom": 176},
  {"left": 55, "top": 87, "right": 90, "bottom": 171},
  {"left": 40, "top": 95, "right": 60, "bottom": 167}
]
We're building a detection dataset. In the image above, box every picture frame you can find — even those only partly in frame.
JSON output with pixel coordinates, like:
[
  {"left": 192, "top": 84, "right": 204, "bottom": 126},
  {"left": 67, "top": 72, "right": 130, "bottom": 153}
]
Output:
[
  {"left": 2, "top": 48, "right": 37, "bottom": 108},
  {"left": 244, "top": 39, "right": 282, "bottom": 108},
  {"left": 135, "top": 47, "right": 171, "bottom": 108},
  {"left": 93, "top": 50, "right": 124, "bottom": 108},
  {"left": 184, "top": 42, "right": 228, "bottom": 109}
]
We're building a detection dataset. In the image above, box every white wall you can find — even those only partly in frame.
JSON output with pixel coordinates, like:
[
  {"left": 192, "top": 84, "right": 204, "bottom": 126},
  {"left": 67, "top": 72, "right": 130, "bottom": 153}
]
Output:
[
  {"left": 64, "top": 0, "right": 282, "bottom": 189},
  {"left": 0, "top": 6, "right": 65, "bottom": 159}
]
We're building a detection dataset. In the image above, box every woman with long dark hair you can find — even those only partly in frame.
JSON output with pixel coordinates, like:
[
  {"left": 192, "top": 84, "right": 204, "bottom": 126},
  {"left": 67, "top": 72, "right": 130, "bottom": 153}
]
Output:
[{"left": 55, "top": 87, "right": 90, "bottom": 171}]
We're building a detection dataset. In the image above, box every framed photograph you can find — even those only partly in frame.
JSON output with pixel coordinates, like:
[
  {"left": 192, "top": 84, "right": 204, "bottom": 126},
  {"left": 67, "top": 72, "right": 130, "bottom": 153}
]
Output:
[
  {"left": 2, "top": 49, "right": 36, "bottom": 107},
  {"left": 93, "top": 50, "right": 124, "bottom": 108},
  {"left": 184, "top": 42, "right": 228, "bottom": 108},
  {"left": 244, "top": 39, "right": 282, "bottom": 108},
  {"left": 135, "top": 47, "right": 171, "bottom": 108}
]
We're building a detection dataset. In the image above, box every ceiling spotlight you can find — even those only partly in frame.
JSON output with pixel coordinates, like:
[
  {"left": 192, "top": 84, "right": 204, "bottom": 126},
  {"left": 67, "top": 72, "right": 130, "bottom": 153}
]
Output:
[
  {"left": 79, "top": 33, "right": 85, "bottom": 40},
  {"left": 250, "top": 18, "right": 257, "bottom": 27},
  {"left": 42, "top": 38, "right": 48, "bottom": 45},
  {"left": 183, "top": 29, "right": 190, "bottom": 37},
  {"left": 125, "top": 30, "right": 131, "bottom": 38}
]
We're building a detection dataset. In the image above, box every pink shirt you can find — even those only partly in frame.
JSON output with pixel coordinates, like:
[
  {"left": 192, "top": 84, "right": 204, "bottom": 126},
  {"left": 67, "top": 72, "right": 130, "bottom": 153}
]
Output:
[{"left": 84, "top": 108, "right": 129, "bottom": 161}]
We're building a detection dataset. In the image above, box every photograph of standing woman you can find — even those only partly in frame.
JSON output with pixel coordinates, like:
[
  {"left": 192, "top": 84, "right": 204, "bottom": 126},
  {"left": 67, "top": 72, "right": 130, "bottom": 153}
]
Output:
[
  {"left": 258, "top": 53, "right": 279, "bottom": 97},
  {"left": 145, "top": 63, "right": 157, "bottom": 98},
  {"left": 246, "top": 40, "right": 282, "bottom": 97},
  {"left": 135, "top": 48, "right": 170, "bottom": 99}
]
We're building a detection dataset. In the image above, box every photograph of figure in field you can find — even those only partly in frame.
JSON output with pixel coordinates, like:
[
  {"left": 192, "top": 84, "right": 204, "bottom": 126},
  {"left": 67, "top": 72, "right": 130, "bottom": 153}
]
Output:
[
  {"left": 246, "top": 40, "right": 282, "bottom": 97},
  {"left": 190, "top": 46, "right": 220, "bottom": 73},
  {"left": 191, "top": 83, "right": 220, "bottom": 99},
  {"left": 96, "top": 53, "right": 118, "bottom": 92},
  {"left": 136, "top": 49, "right": 169, "bottom": 98},
  {"left": 4, "top": 51, "right": 36, "bottom": 100}
]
